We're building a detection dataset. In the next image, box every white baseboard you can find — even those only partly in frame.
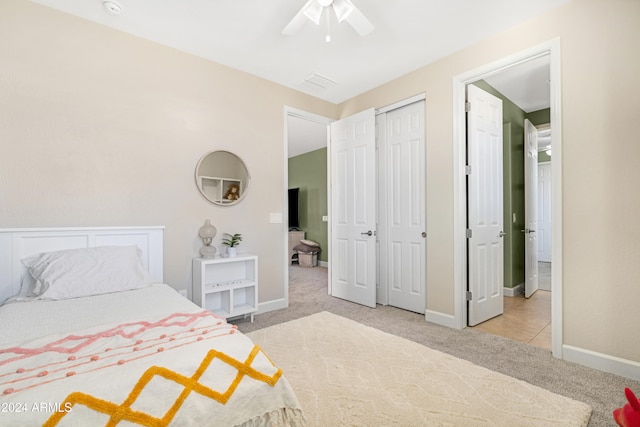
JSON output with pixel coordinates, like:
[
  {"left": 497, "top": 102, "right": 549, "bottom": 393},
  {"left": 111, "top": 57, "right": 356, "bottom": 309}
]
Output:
[
  {"left": 425, "top": 309, "right": 461, "bottom": 329},
  {"left": 257, "top": 298, "right": 287, "bottom": 315},
  {"left": 318, "top": 260, "right": 328, "bottom": 267},
  {"left": 504, "top": 283, "right": 523, "bottom": 297},
  {"left": 563, "top": 344, "right": 640, "bottom": 381}
]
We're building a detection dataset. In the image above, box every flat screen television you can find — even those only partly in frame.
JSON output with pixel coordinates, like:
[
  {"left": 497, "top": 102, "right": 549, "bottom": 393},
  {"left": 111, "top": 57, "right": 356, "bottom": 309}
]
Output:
[{"left": 288, "top": 188, "right": 300, "bottom": 230}]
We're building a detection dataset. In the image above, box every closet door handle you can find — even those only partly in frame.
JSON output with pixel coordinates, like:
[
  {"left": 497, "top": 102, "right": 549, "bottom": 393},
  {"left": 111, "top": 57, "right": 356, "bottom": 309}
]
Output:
[{"left": 361, "top": 230, "right": 373, "bottom": 237}]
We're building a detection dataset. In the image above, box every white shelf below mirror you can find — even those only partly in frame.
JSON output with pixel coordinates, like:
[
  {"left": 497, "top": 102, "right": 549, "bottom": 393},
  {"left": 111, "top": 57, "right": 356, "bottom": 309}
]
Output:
[{"left": 192, "top": 254, "right": 258, "bottom": 322}]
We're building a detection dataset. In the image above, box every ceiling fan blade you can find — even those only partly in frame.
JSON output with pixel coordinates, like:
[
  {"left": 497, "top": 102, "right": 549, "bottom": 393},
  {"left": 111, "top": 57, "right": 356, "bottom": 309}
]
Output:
[
  {"left": 343, "top": 0, "right": 374, "bottom": 36},
  {"left": 282, "top": 0, "right": 317, "bottom": 36},
  {"left": 331, "top": 0, "right": 354, "bottom": 23},
  {"left": 303, "top": 1, "right": 324, "bottom": 25}
]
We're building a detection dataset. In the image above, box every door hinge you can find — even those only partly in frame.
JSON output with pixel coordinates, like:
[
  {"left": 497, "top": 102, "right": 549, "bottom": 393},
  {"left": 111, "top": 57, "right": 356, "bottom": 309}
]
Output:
[
  {"left": 465, "top": 102, "right": 471, "bottom": 113},
  {"left": 466, "top": 291, "right": 473, "bottom": 301},
  {"left": 466, "top": 229, "right": 472, "bottom": 239},
  {"left": 465, "top": 165, "right": 471, "bottom": 175}
]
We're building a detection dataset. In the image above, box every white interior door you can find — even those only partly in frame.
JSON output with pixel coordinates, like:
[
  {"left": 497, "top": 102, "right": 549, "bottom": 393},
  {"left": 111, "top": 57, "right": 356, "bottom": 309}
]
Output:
[
  {"left": 524, "top": 119, "right": 539, "bottom": 298},
  {"left": 385, "top": 101, "right": 426, "bottom": 313},
  {"left": 330, "top": 108, "right": 376, "bottom": 308},
  {"left": 537, "top": 162, "right": 552, "bottom": 262},
  {"left": 467, "top": 85, "right": 504, "bottom": 326}
]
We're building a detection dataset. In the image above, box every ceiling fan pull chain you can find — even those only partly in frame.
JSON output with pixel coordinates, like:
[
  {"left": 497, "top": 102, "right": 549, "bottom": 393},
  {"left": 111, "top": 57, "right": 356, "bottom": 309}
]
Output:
[{"left": 325, "top": 8, "right": 331, "bottom": 43}]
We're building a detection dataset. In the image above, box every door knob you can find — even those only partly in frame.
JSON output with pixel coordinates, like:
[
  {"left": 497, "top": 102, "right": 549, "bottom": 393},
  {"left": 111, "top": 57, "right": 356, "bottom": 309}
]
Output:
[
  {"left": 520, "top": 229, "right": 536, "bottom": 234},
  {"left": 421, "top": 232, "right": 427, "bottom": 238},
  {"left": 361, "top": 230, "right": 373, "bottom": 236},
  {"left": 499, "top": 231, "right": 506, "bottom": 237}
]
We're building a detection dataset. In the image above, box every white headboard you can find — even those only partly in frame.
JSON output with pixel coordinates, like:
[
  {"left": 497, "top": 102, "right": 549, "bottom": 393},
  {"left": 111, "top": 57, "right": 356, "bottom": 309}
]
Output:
[{"left": 0, "top": 226, "right": 164, "bottom": 305}]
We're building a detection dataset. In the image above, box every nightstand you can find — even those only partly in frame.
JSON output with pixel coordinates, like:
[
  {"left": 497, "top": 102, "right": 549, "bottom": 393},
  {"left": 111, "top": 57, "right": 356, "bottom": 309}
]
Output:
[{"left": 192, "top": 255, "right": 258, "bottom": 322}]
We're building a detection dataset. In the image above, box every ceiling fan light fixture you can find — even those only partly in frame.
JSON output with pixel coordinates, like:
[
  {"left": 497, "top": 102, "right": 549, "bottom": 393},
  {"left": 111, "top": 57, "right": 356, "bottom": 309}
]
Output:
[{"left": 283, "top": 0, "right": 374, "bottom": 38}]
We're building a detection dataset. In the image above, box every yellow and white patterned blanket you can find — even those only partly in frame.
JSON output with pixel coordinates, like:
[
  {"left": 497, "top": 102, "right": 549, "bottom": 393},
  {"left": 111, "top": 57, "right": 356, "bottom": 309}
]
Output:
[{"left": 0, "top": 310, "right": 304, "bottom": 426}]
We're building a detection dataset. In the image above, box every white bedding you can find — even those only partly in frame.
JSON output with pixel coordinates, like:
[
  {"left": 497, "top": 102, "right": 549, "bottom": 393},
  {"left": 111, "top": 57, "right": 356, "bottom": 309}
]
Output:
[
  {"left": 0, "top": 285, "right": 305, "bottom": 426},
  {"left": 0, "top": 284, "right": 198, "bottom": 345}
]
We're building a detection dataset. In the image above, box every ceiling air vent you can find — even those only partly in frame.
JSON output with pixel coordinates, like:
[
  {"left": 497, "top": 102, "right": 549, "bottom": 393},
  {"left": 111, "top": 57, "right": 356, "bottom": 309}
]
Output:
[{"left": 298, "top": 73, "right": 337, "bottom": 91}]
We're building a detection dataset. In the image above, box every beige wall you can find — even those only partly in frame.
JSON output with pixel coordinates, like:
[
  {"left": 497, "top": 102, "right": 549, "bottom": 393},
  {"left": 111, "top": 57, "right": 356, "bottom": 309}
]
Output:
[
  {"left": 340, "top": 0, "right": 640, "bottom": 363},
  {"left": 2, "top": 0, "right": 639, "bottom": 367},
  {"left": 0, "top": 0, "right": 337, "bottom": 303}
]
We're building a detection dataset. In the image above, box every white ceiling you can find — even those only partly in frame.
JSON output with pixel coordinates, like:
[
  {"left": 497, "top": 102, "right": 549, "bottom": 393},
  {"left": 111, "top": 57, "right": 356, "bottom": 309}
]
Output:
[
  {"left": 32, "top": 0, "right": 568, "bottom": 104},
  {"left": 484, "top": 54, "right": 551, "bottom": 113},
  {"left": 30, "top": 0, "right": 562, "bottom": 156}
]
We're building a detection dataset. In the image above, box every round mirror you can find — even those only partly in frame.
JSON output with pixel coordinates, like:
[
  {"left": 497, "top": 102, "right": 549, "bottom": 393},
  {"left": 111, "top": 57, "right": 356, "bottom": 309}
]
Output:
[{"left": 195, "top": 150, "right": 250, "bottom": 206}]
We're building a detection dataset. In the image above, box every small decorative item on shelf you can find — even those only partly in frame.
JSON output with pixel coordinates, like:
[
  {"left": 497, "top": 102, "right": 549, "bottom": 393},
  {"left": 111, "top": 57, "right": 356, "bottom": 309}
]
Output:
[
  {"left": 223, "top": 183, "right": 241, "bottom": 201},
  {"left": 222, "top": 233, "right": 242, "bottom": 257},
  {"left": 198, "top": 219, "right": 217, "bottom": 259}
]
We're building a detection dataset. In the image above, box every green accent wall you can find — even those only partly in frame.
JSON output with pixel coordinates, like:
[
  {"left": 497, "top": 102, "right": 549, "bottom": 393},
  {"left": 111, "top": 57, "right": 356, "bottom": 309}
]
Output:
[{"left": 288, "top": 148, "right": 328, "bottom": 262}]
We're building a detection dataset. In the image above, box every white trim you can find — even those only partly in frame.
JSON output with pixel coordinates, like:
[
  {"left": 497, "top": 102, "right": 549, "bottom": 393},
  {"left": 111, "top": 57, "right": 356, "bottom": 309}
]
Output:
[
  {"left": 0, "top": 226, "right": 164, "bottom": 232},
  {"left": 563, "top": 345, "right": 640, "bottom": 382},
  {"left": 452, "top": 39, "right": 563, "bottom": 353},
  {"left": 257, "top": 297, "right": 288, "bottom": 315},
  {"left": 326, "top": 122, "right": 332, "bottom": 296},
  {"left": 318, "top": 260, "right": 328, "bottom": 268},
  {"left": 548, "top": 41, "right": 563, "bottom": 359},
  {"left": 425, "top": 310, "right": 459, "bottom": 329},
  {"left": 376, "top": 93, "right": 426, "bottom": 115},
  {"left": 283, "top": 106, "right": 334, "bottom": 307},
  {"left": 503, "top": 284, "right": 523, "bottom": 297},
  {"left": 286, "top": 107, "right": 335, "bottom": 125}
]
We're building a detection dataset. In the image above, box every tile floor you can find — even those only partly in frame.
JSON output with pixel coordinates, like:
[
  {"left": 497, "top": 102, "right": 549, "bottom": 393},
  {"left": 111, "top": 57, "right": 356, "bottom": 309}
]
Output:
[{"left": 471, "top": 263, "right": 552, "bottom": 351}]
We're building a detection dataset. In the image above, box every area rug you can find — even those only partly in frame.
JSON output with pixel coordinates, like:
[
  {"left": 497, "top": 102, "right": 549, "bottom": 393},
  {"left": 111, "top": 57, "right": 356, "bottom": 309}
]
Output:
[{"left": 246, "top": 311, "right": 591, "bottom": 426}]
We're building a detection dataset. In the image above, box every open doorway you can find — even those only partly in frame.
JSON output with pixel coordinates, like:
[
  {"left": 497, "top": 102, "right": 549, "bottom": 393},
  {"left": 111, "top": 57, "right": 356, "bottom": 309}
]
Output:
[
  {"left": 465, "top": 61, "right": 551, "bottom": 347},
  {"left": 284, "top": 108, "right": 332, "bottom": 307},
  {"left": 453, "top": 39, "right": 563, "bottom": 357}
]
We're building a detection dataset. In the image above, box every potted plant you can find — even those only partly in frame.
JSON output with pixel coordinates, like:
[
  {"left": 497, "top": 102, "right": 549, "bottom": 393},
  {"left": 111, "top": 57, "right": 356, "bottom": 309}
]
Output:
[{"left": 222, "top": 233, "right": 242, "bottom": 257}]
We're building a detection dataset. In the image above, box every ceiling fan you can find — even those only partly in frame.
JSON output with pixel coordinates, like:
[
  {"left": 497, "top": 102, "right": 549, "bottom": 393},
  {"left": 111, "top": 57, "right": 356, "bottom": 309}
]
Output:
[{"left": 282, "top": 0, "right": 374, "bottom": 39}]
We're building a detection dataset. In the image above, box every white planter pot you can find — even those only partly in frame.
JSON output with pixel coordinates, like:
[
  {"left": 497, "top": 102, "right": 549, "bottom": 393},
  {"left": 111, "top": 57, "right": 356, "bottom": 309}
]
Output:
[{"left": 227, "top": 247, "right": 237, "bottom": 257}]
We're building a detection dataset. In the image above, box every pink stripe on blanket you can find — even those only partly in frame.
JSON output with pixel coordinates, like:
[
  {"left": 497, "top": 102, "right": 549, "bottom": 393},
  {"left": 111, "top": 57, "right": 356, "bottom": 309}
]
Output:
[
  {"left": 2, "top": 323, "right": 239, "bottom": 395},
  {"left": 0, "top": 311, "right": 225, "bottom": 366}
]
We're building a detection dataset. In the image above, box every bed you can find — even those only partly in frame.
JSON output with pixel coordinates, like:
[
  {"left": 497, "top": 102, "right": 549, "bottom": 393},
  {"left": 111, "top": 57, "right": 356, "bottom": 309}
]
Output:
[{"left": 0, "top": 227, "right": 304, "bottom": 426}]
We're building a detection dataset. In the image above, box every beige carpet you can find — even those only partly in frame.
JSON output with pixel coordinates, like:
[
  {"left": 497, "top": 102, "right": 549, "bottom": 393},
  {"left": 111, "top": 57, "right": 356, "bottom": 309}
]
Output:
[{"left": 247, "top": 311, "right": 591, "bottom": 427}]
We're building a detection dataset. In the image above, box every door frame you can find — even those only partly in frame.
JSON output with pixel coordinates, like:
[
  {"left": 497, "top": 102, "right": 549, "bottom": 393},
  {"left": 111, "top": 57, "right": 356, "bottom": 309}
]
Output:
[
  {"left": 452, "top": 38, "right": 563, "bottom": 358},
  {"left": 537, "top": 160, "right": 552, "bottom": 263},
  {"left": 283, "top": 106, "right": 334, "bottom": 308},
  {"left": 524, "top": 119, "right": 539, "bottom": 298}
]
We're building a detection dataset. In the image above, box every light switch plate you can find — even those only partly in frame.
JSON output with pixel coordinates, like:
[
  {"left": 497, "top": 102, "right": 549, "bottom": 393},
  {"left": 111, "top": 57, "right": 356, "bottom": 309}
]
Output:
[
  {"left": 322, "top": 215, "right": 328, "bottom": 222},
  {"left": 270, "top": 213, "right": 283, "bottom": 223}
]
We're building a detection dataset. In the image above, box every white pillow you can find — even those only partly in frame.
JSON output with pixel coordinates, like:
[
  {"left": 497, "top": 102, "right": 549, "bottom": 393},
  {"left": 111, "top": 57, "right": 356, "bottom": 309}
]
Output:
[{"left": 22, "top": 245, "right": 153, "bottom": 300}]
